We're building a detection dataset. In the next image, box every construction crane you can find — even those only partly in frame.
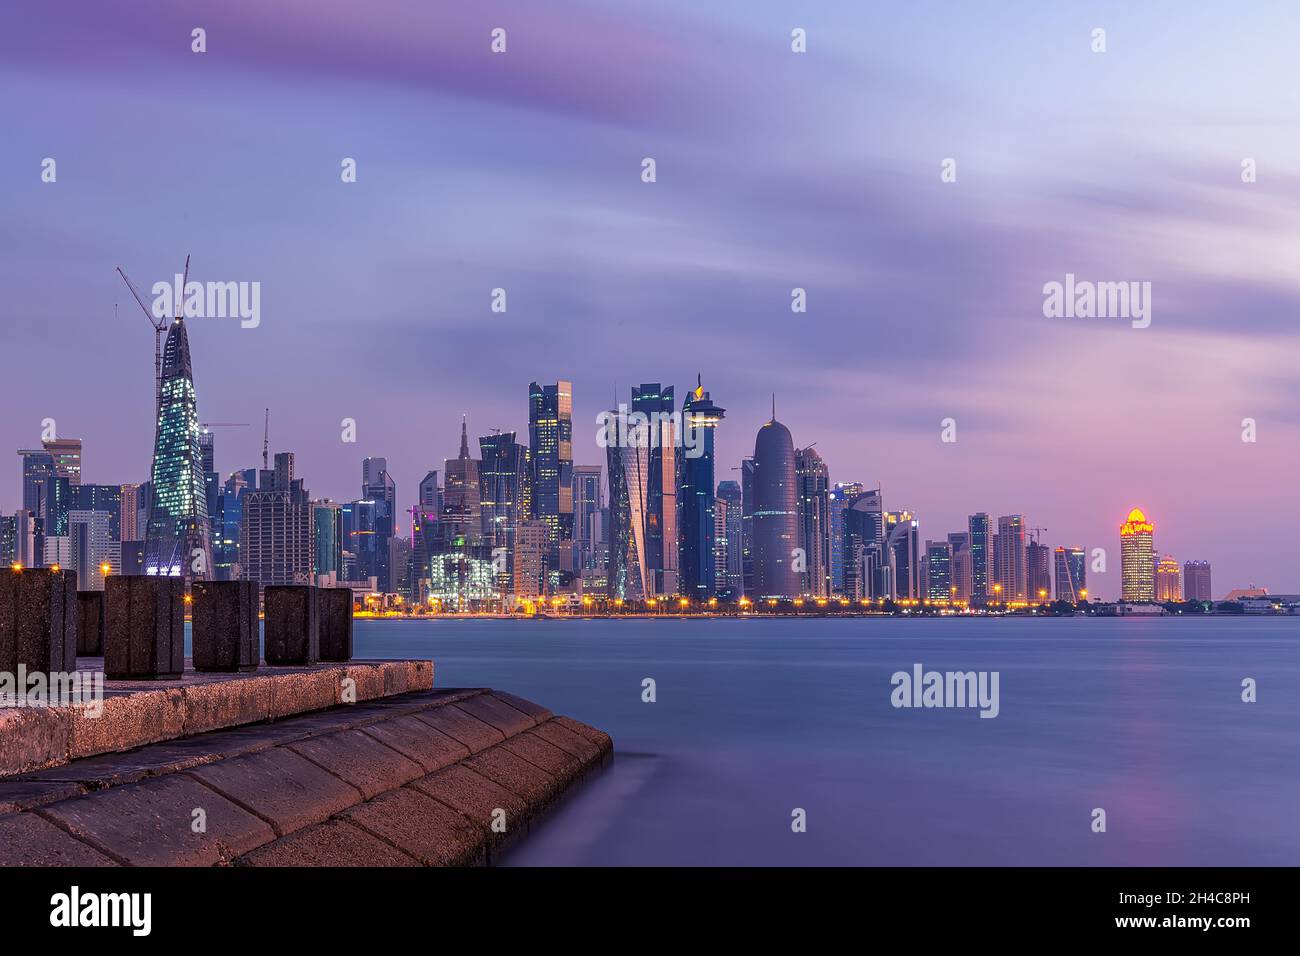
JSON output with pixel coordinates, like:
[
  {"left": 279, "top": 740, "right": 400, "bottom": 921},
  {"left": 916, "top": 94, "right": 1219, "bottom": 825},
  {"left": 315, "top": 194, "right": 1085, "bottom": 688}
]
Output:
[
  {"left": 200, "top": 422, "right": 250, "bottom": 429},
  {"left": 116, "top": 255, "right": 190, "bottom": 418},
  {"left": 262, "top": 408, "right": 270, "bottom": 470}
]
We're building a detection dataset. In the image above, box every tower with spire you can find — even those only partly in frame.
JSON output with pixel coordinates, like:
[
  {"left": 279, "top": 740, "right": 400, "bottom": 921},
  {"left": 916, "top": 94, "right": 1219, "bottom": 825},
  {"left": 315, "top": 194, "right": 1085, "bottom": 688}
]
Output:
[
  {"left": 680, "top": 373, "right": 725, "bottom": 600},
  {"left": 143, "top": 316, "right": 213, "bottom": 579}
]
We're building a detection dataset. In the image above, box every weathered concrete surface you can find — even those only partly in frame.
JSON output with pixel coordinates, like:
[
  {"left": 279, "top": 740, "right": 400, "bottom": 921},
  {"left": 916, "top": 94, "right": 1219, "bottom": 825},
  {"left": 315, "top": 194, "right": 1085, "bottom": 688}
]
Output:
[
  {"left": 76, "top": 590, "right": 104, "bottom": 656},
  {"left": 0, "top": 688, "right": 611, "bottom": 866},
  {"left": 104, "top": 575, "right": 184, "bottom": 680},
  {"left": 0, "top": 659, "right": 434, "bottom": 777},
  {"left": 191, "top": 580, "right": 259, "bottom": 672}
]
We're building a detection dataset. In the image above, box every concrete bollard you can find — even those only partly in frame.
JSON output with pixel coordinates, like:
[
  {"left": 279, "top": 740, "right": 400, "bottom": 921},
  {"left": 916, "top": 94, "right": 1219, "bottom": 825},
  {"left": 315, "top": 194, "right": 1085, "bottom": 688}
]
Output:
[
  {"left": 263, "top": 585, "right": 319, "bottom": 665},
  {"left": 76, "top": 590, "right": 105, "bottom": 656},
  {"left": 318, "top": 588, "right": 354, "bottom": 662},
  {"left": 104, "top": 576, "right": 185, "bottom": 680},
  {"left": 0, "top": 567, "right": 77, "bottom": 676},
  {"left": 191, "top": 580, "right": 259, "bottom": 672}
]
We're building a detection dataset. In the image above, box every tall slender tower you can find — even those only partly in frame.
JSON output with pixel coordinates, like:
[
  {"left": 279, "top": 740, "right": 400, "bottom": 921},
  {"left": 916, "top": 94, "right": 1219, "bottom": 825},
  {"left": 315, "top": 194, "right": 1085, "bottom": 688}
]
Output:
[
  {"left": 143, "top": 317, "right": 212, "bottom": 579},
  {"left": 751, "top": 408, "right": 800, "bottom": 599},
  {"left": 1120, "top": 508, "right": 1156, "bottom": 601},
  {"left": 679, "top": 376, "right": 724, "bottom": 600}
]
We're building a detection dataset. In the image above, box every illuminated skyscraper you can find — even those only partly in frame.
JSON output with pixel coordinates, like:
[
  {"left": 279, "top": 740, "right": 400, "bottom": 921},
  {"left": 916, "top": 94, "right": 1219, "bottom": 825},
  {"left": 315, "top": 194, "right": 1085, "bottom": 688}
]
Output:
[
  {"left": 885, "top": 510, "right": 920, "bottom": 600},
  {"left": 750, "top": 412, "right": 800, "bottom": 599},
  {"left": 947, "top": 532, "right": 972, "bottom": 603},
  {"left": 995, "top": 514, "right": 1027, "bottom": 602},
  {"left": 1026, "top": 536, "right": 1052, "bottom": 603},
  {"left": 716, "top": 480, "right": 743, "bottom": 600},
  {"left": 143, "top": 318, "right": 212, "bottom": 579},
  {"left": 631, "top": 383, "right": 677, "bottom": 596},
  {"left": 794, "top": 445, "right": 830, "bottom": 597},
  {"left": 1054, "top": 546, "right": 1087, "bottom": 602},
  {"left": 479, "top": 430, "right": 530, "bottom": 593},
  {"left": 924, "top": 540, "right": 952, "bottom": 601},
  {"left": 571, "top": 464, "right": 604, "bottom": 574},
  {"left": 1155, "top": 554, "right": 1182, "bottom": 601},
  {"left": 528, "top": 380, "right": 574, "bottom": 569},
  {"left": 606, "top": 404, "right": 648, "bottom": 601},
  {"left": 679, "top": 377, "right": 725, "bottom": 601},
  {"left": 843, "top": 488, "right": 884, "bottom": 601},
  {"left": 967, "top": 513, "right": 992, "bottom": 604},
  {"left": 1120, "top": 508, "right": 1156, "bottom": 602},
  {"left": 829, "top": 482, "right": 864, "bottom": 597},
  {"left": 442, "top": 418, "right": 481, "bottom": 540}
]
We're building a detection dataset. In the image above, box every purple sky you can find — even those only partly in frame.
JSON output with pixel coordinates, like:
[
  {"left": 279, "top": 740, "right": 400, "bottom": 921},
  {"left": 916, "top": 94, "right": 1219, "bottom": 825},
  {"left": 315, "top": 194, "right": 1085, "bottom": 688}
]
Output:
[{"left": 4, "top": 0, "right": 1299, "bottom": 598}]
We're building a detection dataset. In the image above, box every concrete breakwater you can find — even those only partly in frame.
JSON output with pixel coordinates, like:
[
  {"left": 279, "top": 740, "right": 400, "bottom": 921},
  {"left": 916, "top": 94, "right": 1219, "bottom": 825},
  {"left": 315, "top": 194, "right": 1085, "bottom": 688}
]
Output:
[{"left": 0, "top": 572, "right": 612, "bottom": 866}]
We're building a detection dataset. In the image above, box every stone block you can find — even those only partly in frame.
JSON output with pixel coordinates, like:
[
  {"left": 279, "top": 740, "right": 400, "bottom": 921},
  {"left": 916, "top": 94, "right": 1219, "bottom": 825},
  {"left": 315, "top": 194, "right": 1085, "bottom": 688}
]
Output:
[
  {"left": 76, "top": 590, "right": 104, "bottom": 656},
  {"left": 318, "top": 587, "right": 353, "bottom": 662},
  {"left": 104, "top": 575, "right": 185, "bottom": 680},
  {"left": 191, "top": 580, "right": 259, "bottom": 672},
  {"left": 0, "top": 567, "right": 77, "bottom": 676},
  {"left": 263, "top": 586, "right": 318, "bottom": 665}
]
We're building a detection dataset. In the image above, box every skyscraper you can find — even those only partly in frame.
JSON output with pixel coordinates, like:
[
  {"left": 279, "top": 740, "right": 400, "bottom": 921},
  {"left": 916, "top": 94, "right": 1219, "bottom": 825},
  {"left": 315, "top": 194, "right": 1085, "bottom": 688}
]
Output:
[
  {"left": 716, "top": 480, "right": 743, "bottom": 600},
  {"left": 843, "top": 489, "right": 884, "bottom": 601},
  {"left": 606, "top": 401, "right": 650, "bottom": 602},
  {"left": 968, "top": 513, "right": 992, "bottom": 604},
  {"left": 418, "top": 471, "right": 441, "bottom": 514},
  {"left": 17, "top": 448, "right": 54, "bottom": 516},
  {"left": 240, "top": 452, "right": 313, "bottom": 587},
  {"left": 442, "top": 418, "right": 482, "bottom": 540},
  {"left": 120, "top": 482, "right": 142, "bottom": 542},
  {"left": 1155, "top": 554, "right": 1182, "bottom": 601},
  {"left": 572, "top": 464, "right": 604, "bottom": 574},
  {"left": 1183, "top": 560, "right": 1212, "bottom": 602},
  {"left": 528, "top": 380, "right": 574, "bottom": 570},
  {"left": 829, "top": 482, "right": 864, "bottom": 597},
  {"left": 479, "top": 430, "right": 530, "bottom": 594},
  {"left": 948, "top": 532, "right": 972, "bottom": 603},
  {"left": 143, "top": 317, "right": 212, "bottom": 579},
  {"left": 679, "top": 377, "right": 725, "bottom": 601},
  {"left": 750, "top": 412, "right": 800, "bottom": 599},
  {"left": 1026, "top": 536, "right": 1051, "bottom": 603},
  {"left": 885, "top": 510, "right": 920, "bottom": 600},
  {"left": 1054, "top": 546, "right": 1087, "bottom": 602},
  {"left": 1120, "top": 508, "right": 1156, "bottom": 602},
  {"left": 924, "top": 540, "right": 952, "bottom": 601},
  {"left": 631, "top": 383, "right": 677, "bottom": 596},
  {"left": 794, "top": 445, "right": 830, "bottom": 598},
  {"left": 43, "top": 437, "right": 83, "bottom": 486},
  {"left": 995, "top": 515, "right": 1027, "bottom": 602}
]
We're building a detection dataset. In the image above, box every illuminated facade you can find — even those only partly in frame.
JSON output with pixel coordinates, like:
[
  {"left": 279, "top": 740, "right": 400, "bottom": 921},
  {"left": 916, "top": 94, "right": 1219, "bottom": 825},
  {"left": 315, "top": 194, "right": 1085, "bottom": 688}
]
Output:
[
  {"left": 1183, "top": 560, "right": 1212, "bottom": 602},
  {"left": 606, "top": 405, "right": 648, "bottom": 602},
  {"left": 1155, "top": 554, "right": 1182, "bottom": 601},
  {"left": 968, "top": 513, "right": 992, "bottom": 603},
  {"left": 794, "top": 445, "right": 830, "bottom": 597},
  {"left": 1054, "top": 546, "right": 1087, "bottom": 602},
  {"left": 679, "top": 377, "right": 724, "bottom": 600},
  {"left": 528, "top": 381, "right": 574, "bottom": 567},
  {"left": 479, "top": 431, "right": 530, "bottom": 594},
  {"left": 143, "top": 318, "right": 212, "bottom": 579},
  {"left": 995, "top": 514, "right": 1027, "bottom": 601},
  {"left": 1120, "top": 507, "right": 1156, "bottom": 601},
  {"left": 631, "top": 383, "right": 677, "bottom": 596},
  {"left": 425, "top": 543, "right": 497, "bottom": 611},
  {"left": 750, "top": 415, "right": 800, "bottom": 599}
]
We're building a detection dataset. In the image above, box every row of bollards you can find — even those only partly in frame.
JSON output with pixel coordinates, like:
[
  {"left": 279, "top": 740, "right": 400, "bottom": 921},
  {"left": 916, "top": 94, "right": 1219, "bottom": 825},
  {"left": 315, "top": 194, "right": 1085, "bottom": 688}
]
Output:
[{"left": 0, "top": 567, "right": 354, "bottom": 682}]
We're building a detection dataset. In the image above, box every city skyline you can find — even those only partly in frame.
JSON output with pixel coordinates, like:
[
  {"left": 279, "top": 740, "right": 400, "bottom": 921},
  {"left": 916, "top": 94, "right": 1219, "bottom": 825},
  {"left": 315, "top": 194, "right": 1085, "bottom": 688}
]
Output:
[{"left": 4, "top": 2, "right": 1299, "bottom": 593}]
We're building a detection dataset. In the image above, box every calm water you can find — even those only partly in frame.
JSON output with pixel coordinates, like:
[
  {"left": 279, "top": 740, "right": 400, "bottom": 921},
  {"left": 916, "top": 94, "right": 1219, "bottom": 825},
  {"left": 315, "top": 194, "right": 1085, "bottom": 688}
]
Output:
[{"left": 349, "top": 616, "right": 1298, "bottom": 866}]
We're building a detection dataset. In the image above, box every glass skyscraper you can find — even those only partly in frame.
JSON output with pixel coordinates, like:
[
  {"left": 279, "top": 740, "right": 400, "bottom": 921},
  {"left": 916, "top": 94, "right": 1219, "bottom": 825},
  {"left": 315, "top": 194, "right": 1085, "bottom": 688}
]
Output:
[
  {"left": 528, "top": 381, "right": 574, "bottom": 570},
  {"left": 679, "top": 377, "right": 724, "bottom": 601},
  {"left": 143, "top": 318, "right": 212, "bottom": 578}
]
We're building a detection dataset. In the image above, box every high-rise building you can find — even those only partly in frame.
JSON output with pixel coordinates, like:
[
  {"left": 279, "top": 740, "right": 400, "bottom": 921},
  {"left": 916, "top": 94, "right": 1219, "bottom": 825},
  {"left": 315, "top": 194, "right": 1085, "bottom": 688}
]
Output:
[
  {"left": 716, "top": 480, "right": 743, "bottom": 600},
  {"left": 528, "top": 380, "right": 574, "bottom": 569},
  {"left": 69, "top": 510, "right": 118, "bottom": 589},
  {"left": 43, "top": 438, "right": 82, "bottom": 486},
  {"left": 240, "top": 452, "right": 313, "bottom": 587},
  {"left": 442, "top": 418, "right": 482, "bottom": 541},
  {"left": 143, "top": 317, "right": 212, "bottom": 579},
  {"left": 120, "top": 483, "right": 142, "bottom": 542},
  {"left": 679, "top": 377, "right": 725, "bottom": 601},
  {"left": 1183, "top": 560, "right": 1212, "bottom": 602},
  {"left": 1054, "top": 546, "right": 1087, "bottom": 603},
  {"left": 418, "top": 470, "right": 441, "bottom": 514},
  {"left": 312, "top": 499, "right": 341, "bottom": 583},
  {"left": 72, "top": 484, "right": 122, "bottom": 542},
  {"left": 1155, "top": 554, "right": 1182, "bottom": 602},
  {"left": 1120, "top": 508, "right": 1156, "bottom": 602},
  {"left": 572, "top": 464, "right": 605, "bottom": 574},
  {"left": 17, "top": 448, "right": 54, "bottom": 516},
  {"left": 885, "top": 510, "right": 920, "bottom": 600},
  {"left": 606, "top": 403, "right": 647, "bottom": 602},
  {"left": 631, "top": 383, "right": 677, "bottom": 596},
  {"left": 0, "top": 511, "right": 37, "bottom": 568},
  {"left": 1026, "top": 537, "right": 1052, "bottom": 604},
  {"left": 740, "top": 458, "right": 755, "bottom": 598},
  {"left": 995, "top": 515, "right": 1027, "bottom": 602},
  {"left": 947, "top": 532, "right": 972, "bottom": 603},
  {"left": 843, "top": 489, "right": 884, "bottom": 601},
  {"left": 479, "top": 431, "right": 530, "bottom": 594},
  {"left": 924, "top": 540, "right": 952, "bottom": 601},
  {"left": 513, "top": 519, "right": 548, "bottom": 602},
  {"left": 794, "top": 445, "right": 830, "bottom": 598},
  {"left": 750, "top": 413, "right": 800, "bottom": 599},
  {"left": 968, "top": 513, "right": 992, "bottom": 604},
  {"left": 829, "top": 482, "right": 864, "bottom": 597}
]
